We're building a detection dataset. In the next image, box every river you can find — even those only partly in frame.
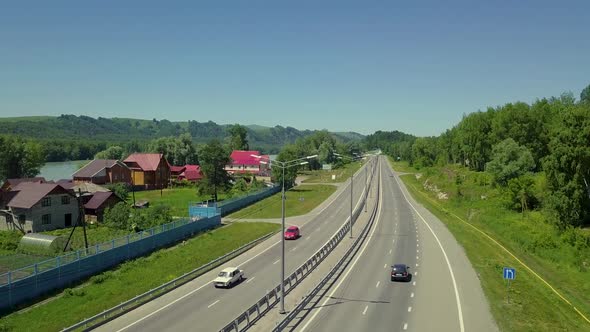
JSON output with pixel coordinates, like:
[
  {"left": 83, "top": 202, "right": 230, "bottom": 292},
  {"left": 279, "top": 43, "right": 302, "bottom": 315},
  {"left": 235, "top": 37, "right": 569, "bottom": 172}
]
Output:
[{"left": 37, "top": 160, "right": 90, "bottom": 181}]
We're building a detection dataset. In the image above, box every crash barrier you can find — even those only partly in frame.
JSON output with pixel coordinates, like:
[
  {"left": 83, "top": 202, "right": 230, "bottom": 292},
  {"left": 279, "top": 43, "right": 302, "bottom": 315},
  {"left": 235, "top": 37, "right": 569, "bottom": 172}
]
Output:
[
  {"left": 219, "top": 158, "right": 379, "bottom": 332},
  {"left": 273, "top": 168, "right": 381, "bottom": 331},
  {"left": 0, "top": 215, "right": 221, "bottom": 311},
  {"left": 61, "top": 229, "right": 278, "bottom": 332},
  {"left": 219, "top": 186, "right": 281, "bottom": 216}
]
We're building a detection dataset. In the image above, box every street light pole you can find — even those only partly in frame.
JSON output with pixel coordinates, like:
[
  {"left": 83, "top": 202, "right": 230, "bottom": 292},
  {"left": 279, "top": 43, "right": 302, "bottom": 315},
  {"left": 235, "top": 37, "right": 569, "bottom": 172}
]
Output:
[
  {"left": 280, "top": 165, "right": 286, "bottom": 314},
  {"left": 350, "top": 174, "right": 353, "bottom": 238},
  {"left": 251, "top": 153, "right": 317, "bottom": 315},
  {"left": 364, "top": 164, "right": 368, "bottom": 213}
]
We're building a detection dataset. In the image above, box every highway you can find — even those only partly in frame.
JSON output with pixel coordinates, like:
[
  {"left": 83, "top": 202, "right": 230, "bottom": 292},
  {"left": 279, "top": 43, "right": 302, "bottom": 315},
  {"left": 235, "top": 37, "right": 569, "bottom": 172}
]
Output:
[
  {"left": 292, "top": 157, "right": 498, "bottom": 331},
  {"left": 94, "top": 160, "right": 374, "bottom": 332}
]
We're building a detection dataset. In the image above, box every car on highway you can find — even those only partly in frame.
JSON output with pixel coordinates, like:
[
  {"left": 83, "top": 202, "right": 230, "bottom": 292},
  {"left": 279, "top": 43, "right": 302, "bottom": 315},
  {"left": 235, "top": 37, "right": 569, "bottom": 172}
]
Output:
[
  {"left": 213, "top": 267, "right": 244, "bottom": 288},
  {"left": 284, "top": 226, "right": 300, "bottom": 240},
  {"left": 391, "top": 264, "right": 410, "bottom": 282}
]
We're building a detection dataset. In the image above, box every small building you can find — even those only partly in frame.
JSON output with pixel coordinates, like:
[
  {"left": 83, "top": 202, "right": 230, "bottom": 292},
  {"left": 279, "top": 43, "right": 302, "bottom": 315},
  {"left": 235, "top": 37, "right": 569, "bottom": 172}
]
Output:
[
  {"left": 123, "top": 153, "right": 171, "bottom": 190},
  {"left": 84, "top": 191, "right": 122, "bottom": 222},
  {"left": 170, "top": 166, "right": 186, "bottom": 181},
  {"left": 0, "top": 182, "right": 79, "bottom": 233},
  {"left": 1, "top": 177, "right": 46, "bottom": 191},
  {"left": 225, "top": 150, "right": 270, "bottom": 176},
  {"left": 178, "top": 164, "right": 203, "bottom": 182},
  {"left": 72, "top": 159, "right": 131, "bottom": 185}
]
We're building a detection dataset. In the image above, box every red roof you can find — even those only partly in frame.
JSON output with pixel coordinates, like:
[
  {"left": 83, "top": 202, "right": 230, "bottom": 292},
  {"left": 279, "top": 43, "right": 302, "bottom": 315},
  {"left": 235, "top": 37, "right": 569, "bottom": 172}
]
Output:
[
  {"left": 84, "top": 191, "right": 119, "bottom": 210},
  {"left": 179, "top": 164, "right": 202, "bottom": 181},
  {"left": 7, "top": 183, "right": 71, "bottom": 209},
  {"left": 170, "top": 166, "right": 186, "bottom": 174},
  {"left": 230, "top": 150, "right": 262, "bottom": 166},
  {"left": 124, "top": 153, "right": 167, "bottom": 172}
]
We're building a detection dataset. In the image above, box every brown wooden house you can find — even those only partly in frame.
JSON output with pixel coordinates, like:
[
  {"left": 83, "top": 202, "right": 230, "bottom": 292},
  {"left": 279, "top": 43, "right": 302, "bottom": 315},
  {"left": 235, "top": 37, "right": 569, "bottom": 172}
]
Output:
[
  {"left": 123, "top": 153, "right": 170, "bottom": 190},
  {"left": 72, "top": 159, "right": 131, "bottom": 185}
]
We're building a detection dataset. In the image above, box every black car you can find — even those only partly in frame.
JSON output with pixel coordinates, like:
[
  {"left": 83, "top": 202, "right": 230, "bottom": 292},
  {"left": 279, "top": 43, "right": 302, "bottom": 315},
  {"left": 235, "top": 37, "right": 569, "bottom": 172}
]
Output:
[{"left": 391, "top": 264, "right": 411, "bottom": 281}]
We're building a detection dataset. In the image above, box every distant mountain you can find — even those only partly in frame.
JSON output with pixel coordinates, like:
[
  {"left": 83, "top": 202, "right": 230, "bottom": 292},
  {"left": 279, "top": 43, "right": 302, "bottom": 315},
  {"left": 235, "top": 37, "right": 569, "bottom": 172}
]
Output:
[{"left": 0, "top": 115, "right": 364, "bottom": 154}]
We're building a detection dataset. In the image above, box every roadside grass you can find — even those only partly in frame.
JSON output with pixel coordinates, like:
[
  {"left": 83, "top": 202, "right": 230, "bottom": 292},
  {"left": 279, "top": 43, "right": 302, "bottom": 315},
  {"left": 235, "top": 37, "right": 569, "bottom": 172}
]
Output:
[
  {"left": 227, "top": 184, "right": 336, "bottom": 219},
  {"left": 395, "top": 164, "right": 590, "bottom": 331},
  {"left": 301, "top": 162, "right": 362, "bottom": 183},
  {"left": 0, "top": 222, "right": 280, "bottom": 332},
  {"left": 127, "top": 187, "right": 212, "bottom": 217},
  {"left": 45, "top": 224, "right": 131, "bottom": 251},
  {"left": 388, "top": 158, "right": 415, "bottom": 173},
  {"left": 0, "top": 254, "right": 51, "bottom": 274}
]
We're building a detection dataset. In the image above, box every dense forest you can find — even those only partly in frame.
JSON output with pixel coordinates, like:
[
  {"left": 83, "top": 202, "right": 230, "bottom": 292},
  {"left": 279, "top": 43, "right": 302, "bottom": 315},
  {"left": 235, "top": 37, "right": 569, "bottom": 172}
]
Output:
[
  {"left": 364, "top": 84, "right": 590, "bottom": 229},
  {"left": 0, "top": 115, "right": 363, "bottom": 162}
]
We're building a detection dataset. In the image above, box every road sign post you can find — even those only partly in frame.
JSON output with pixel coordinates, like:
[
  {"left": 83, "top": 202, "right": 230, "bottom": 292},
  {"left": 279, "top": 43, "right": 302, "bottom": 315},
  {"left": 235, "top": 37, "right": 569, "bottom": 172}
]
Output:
[{"left": 503, "top": 267, "right": 516, "bottom": 303}]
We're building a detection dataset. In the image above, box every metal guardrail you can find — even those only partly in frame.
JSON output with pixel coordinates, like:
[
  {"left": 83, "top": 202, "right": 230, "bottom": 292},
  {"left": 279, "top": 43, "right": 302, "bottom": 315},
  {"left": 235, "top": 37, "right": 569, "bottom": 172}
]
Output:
[
  {"left": 61, "top": 230, "right": 280, "bottom": 332},
  {"left": 219, "top": 158, "right": 378, "bottom": 332},
  {"left": 273, "top": 164, "right": 381, "bottom": 331}
]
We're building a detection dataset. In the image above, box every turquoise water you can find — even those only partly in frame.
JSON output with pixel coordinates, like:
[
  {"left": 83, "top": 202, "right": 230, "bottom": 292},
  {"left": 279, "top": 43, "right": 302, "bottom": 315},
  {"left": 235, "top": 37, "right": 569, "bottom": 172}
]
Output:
[{"left": 37, "top": 160, "right": 89, "bottom": 181}]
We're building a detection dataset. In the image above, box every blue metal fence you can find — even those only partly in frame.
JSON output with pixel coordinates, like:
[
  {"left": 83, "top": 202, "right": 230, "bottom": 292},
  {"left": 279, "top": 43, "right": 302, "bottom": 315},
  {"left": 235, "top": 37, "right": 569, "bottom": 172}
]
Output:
[{"left": 0, "top": 215, "right": 221, "bottom": 311}]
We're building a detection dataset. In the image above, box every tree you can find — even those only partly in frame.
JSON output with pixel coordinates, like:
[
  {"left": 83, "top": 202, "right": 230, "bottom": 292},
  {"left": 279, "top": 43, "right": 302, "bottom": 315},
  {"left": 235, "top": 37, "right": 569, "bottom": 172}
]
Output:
[
  {"left": 543, "top": 103, "right": 590, "bottom": 227},
  {"left": 199, "top": 139, "right": 231, "bottom": 201},
  {"left": 486, "top": 138, "right": 535, "bottom": 186},
  {"left": 0, "top": 136, "right": 45, "bottom": 182},
  {"left": 272, "top": 144, "right": 301, "bottom": 188},
  {"left": 411, "top": 137, "right": 438, "bottom": 169},
  {"left": 104, "top": 183, "right": 130, "bottom": 201},
  {"left": 103, "top": 202, "right": 131, "bottom": 230},
  {"left": 505, "top": 175, "right": 536, "bottom": 213},
  {"left": 228, "top": 124, "right": 249, "bottom": 151},
  {"left": 148, "top": 134, "right": 198, "bottom": 166},
  {"left": 94, "top": 145, "right": 125, "bottom": 160},
  {"left": 580, "top": 84, "right": 590, "bottom": 104}
]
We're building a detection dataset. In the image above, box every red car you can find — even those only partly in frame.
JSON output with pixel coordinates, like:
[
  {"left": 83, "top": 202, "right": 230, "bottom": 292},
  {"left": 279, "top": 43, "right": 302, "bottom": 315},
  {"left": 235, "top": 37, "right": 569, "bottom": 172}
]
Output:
[{"left": 284, "top": 226, "right": 300, "bottom": 240}]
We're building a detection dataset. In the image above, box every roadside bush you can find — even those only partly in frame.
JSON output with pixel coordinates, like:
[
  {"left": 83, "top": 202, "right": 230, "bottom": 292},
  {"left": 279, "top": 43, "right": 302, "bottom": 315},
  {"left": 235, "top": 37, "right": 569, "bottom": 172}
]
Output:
[
  {"left": 0, "top": 230, "right": 22, "bottom": 252},
  {"left": 104, "top": 202, "right": 132, "bottom": 230}
]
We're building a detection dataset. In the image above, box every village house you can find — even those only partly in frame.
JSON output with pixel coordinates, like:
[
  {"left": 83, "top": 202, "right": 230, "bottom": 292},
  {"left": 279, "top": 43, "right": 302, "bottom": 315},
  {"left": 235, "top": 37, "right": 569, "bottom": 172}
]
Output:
[
  {"left": 84, "top": 191, "right": 122, "bottom": 223},
  {"left": 0, "top": 182, "right": 79, "bottom": 233},
  {"left": 72, "top": 159, "right": 131, "bottom": 185},
  {"left": 178, "top": 164, "right": 203, "bottom": 182},
  {"left": 225, "top": 150, "right": 270, "bottom": 176},
  {"left": 123, "top": 153, "right": 170, "bottom": 190},
  {"left": 0, "top": 177, "right": 46, "bottom": 191}
]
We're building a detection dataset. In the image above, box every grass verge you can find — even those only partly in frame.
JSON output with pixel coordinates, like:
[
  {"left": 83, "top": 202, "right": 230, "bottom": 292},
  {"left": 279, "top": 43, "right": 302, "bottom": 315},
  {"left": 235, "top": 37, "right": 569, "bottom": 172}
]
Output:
[
  {"left": 0, "top": 222, "right": 280, "bottom": 331},
  {"left": 301, "top": 161, "right": 362, "bottom": 183},
  {"left": 395, "top": 166, "right": 590, "bottom": 331},
  {"left": 227, "top": 184, "right": 336, "bottom": 219}
]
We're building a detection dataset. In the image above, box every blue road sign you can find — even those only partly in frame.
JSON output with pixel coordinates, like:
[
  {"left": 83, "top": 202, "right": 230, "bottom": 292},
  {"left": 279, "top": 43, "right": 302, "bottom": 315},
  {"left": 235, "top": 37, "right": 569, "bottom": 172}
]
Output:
[{"left": 503, "top": 267, "right": 516, "bottom": 280}]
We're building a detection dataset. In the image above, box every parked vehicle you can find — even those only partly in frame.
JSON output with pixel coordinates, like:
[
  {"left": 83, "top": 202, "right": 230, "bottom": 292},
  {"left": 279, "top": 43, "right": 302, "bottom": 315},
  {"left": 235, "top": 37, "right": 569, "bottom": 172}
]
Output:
[
  {"left": 284, "top": 226, "right": 300, "bottom": 240},
  {"left": 391, "top": 264, "right": 411, "bottom": 282},
  {"left": 213, "top": 267, "right": 244, "bottom": 288}
]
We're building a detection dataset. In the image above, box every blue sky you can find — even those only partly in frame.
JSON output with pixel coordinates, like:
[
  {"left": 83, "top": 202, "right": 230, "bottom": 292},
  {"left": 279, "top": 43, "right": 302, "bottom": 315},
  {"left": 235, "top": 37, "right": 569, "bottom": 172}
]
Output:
[{"left": 1, "top": 0, "right": 589, "bottom": 136}]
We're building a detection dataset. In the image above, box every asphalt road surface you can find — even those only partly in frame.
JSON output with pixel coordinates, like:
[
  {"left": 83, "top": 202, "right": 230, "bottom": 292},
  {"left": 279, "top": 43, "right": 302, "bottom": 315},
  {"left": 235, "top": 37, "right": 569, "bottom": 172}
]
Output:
[
  {"left": 293, "top": 157, "right": 498, "bottom": 332},
  {"left": 94, "top": 161, "right": 374, "bottom": 332}
]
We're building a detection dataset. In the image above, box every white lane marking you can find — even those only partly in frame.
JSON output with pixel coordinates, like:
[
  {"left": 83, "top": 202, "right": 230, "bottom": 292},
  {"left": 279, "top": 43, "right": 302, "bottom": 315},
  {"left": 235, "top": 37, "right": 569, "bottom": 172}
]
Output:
[
  {"left": 236, "top": 239, "right": 280, "bottom": 268},
  {"left": 403, "top": 323, "right": 408, "bottom": 330},
  {"left": 362, "top": 305, "right": 368, "bottom": 315},
  {"left": 306, "top": 235, "right": 312, "bottom": 240},
  {"left": 392, "top": 239, "right": 395, "bottom": 244},
  {"left": 290, "top": 247, "right": 297, "bottom": 252},
  {"left": 413, "top": 281, "right": 416, "bottom": 286},
  {"left": 384, "top": 264, "right": 387, "bottom": 269},
  {"left": 273, "top": 259, "right": 280, "bottom": 265},
  {"left": 207, "top": 300, "right": 220, "bottom": 308},
  {"left": 376, "top": 281, "right": 380, "bottom": 288},
  {"left": 415, "top": 271, "right": 418, "bottom": 276},
  {"left": 417, "top": 243, "right": 419, "bottom": 247},
  {"left": 392, "top": 172, "right": 465, "bottom": 332},
  {"left": 408, "top": 306, "right": 412, "bottom": 312},
  {"left": 246, "top": 276, "right": 256, "bottom": 284},
  {"left": 416, "top": 256, "right": 419, "bottom": 260},
  {"left": 416, "top": 263, "right": 419, "bottom": 267},
  {"left": 301, "top": 165, "right": 384, "bottom": 332},
  {"left": 417, "top": 249, "right": 419, "bottom": 253},
  {"left": 389, "top": 249, "right": 392, "bottom": 254},
  {"left": 411, "top": 292, "right": 414, "bottom": 298}
]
